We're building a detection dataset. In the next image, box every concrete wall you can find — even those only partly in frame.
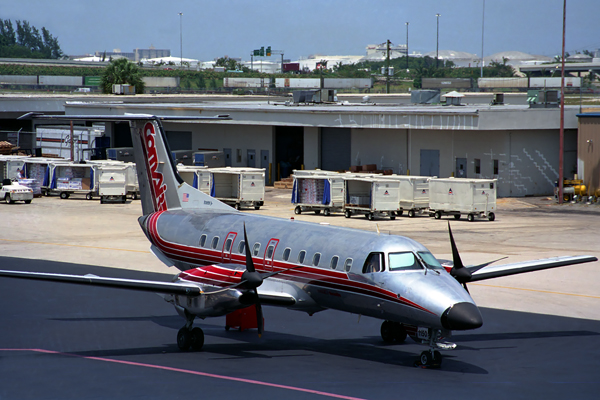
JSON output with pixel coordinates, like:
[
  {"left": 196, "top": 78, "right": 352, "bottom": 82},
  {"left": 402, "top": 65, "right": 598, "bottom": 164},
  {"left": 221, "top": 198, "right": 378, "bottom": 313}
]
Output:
[{"left": 351, "top": 128, "right": 408, "bottom": 174}]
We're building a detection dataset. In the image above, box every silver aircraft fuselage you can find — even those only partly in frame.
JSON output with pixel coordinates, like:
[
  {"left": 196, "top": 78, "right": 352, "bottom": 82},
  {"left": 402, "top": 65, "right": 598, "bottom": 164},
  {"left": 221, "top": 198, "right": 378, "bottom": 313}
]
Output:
[{"left": 139, "top": 208, "right": 475, "bottom": 333}]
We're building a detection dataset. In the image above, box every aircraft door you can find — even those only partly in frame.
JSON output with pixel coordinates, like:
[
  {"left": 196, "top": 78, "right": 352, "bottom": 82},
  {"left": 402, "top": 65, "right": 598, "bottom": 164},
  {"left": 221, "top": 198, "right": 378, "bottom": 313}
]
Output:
[
  {"left": 263, "top": 239, "right": 279, "bottom": 272},
  {"left": 221, "top": 232, "right": 237, "bottom": 262}
]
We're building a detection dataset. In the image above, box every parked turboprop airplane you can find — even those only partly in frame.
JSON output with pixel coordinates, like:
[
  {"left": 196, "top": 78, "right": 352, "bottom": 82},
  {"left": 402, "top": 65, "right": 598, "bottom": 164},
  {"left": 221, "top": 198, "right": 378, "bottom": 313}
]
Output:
[{"left": 1, "top": 113, "right": 596, "bottom": 368}]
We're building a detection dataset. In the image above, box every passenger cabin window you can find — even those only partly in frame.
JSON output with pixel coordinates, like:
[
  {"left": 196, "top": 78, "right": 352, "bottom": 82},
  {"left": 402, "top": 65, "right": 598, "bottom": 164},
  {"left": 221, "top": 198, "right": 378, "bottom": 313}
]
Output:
[
  {"left": 238, "top": 240, "right": 245, "bottom": 254},
  {"left": 298, "top": 250, "right": 306, "bottom": 264},
  {"left": 282, "top": 248, "right": 291, "bottom": 262},
  {"left": 224, "top": 238, "right": 233, "bottom": 252},
  {"left": 388, "top": 252, "right": 421, "bottom": 271},
  {"left": 330, "top": 256, "right": 339, "bottom": 270},
  {"left": 362, "top": 252, "right": 384, "bottom": 273},
  {"left": 266, "top": 244, "right": 275, "bottom": 259},
  {"left": 312, "top": 253, "right": 321, "bottom": 266},
  {"left": 199, "top": 234, "right": 207, "bottom": 248},
  {"left": 211, "top": 236, "right": 220, "bottom": 250},
  {"left": 344, "top": 258, "right": 353, "bottom": 272},
  {"left": 252, "top": 243, "right": 261, "bottom": 256}
]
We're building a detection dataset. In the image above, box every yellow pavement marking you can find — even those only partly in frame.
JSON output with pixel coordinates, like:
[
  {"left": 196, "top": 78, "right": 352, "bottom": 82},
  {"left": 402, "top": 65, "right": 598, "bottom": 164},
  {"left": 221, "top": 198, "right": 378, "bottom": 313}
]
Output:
[
  {"left": 472, "top": 282, "right": 600, "bottom": 299},
  {"left": 0, "top": 238, "right": 150, "bottom": 254}
]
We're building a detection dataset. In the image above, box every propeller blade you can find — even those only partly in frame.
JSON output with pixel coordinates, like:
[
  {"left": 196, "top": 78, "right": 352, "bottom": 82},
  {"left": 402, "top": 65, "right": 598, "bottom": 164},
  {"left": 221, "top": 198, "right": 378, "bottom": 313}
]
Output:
[
  {"left": 448, "top": 222, "right": 465, "bottom": 270},
  {"left": 463, "top": 283, "right": 470, "bottom": 294},
  {"left": 243, "top": 222, "right": 255, "bottom": 273}
]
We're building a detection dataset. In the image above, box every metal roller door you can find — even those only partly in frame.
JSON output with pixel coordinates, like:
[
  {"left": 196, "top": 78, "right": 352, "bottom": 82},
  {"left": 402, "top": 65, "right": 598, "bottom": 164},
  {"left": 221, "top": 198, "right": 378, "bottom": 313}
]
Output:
[{"left": 321, "top": 128, "right": 351, "bottom": 172}]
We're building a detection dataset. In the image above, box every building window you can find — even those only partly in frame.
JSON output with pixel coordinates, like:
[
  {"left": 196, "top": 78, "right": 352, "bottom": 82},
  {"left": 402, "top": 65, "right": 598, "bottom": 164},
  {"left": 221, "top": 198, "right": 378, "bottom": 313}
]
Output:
[
  {"left": 474, "top": 158, "right": 481, "bottom": 174},
  {"left": 493, "top": 159, "right": 499, "bottom": 175}
]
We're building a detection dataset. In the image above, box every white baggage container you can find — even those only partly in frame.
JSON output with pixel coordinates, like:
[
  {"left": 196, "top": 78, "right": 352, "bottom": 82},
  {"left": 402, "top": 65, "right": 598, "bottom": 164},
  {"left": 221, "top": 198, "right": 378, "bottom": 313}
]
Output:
[
  {"left": 291, "top": 170, "right": 345, "bottom": 216},
  {"left": 48, "top": 162, "right": 99, "bottom": 200},
  {"left": 125, "top": 163, "right": 140, "bottom": 199},
  {"left": 177, "top": 165, "right": 210, "bottom": 195},
  {"left": 98, "top": 165, "right": 128, "bottom": 203},
  {"left": 393, "top": 175, "right": 431, "bottom": 217},
  {"left": 429, "top": 178, "right": 497, "bottom": 221},
  {"left": 209, "top": 167, "right": 265, "bottom": 210},
  {"left": 0, "top": 156, "right": 27, "bottom": 182},
  {"left": 22, "top": 157, "right": 67, "bottom": 196},
  {"left": 343, "top": 175, "right": 400, "bottom": 220}
]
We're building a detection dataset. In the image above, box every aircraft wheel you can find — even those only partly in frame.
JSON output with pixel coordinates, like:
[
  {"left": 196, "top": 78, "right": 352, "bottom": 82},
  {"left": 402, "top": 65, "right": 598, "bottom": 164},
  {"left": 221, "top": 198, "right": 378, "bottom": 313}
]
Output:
[
  {"left": 408, "top": 209, "right": 416, "bottom": 218},
  {"left": 454, "top": 213, "right": 461, "bottom": 220},
  {"left": 294, "top": 206, "right": 302, "bottom": 215},
  {"left": 393, "top": 323, "right": 407, "bottom": 343},
  {"left": 467, "top": 214, "right": 475, "bottom": 222},
  {"left": 190, "top": 327, "right": 204, "bottom": 351},
  {"left": 488, "top": 212, "right": 495, "bottom": 221},
  {"left": 177, "top": 327, "right": 192, "bottom": 351},
  {"left": 323, "top": 208, "right": 330, "bottom": 216},
  {"left": 434, "top": 211, "right": 442, "bottom": 219},
  {"left": 367, "top": 213, "right": 374, "bottom": 221},
  {"left": 380, "top": 321, "right": 395, "bottom": 343},
  {"left": 344, "top": 210, "right": 351, "bottom": 218}
]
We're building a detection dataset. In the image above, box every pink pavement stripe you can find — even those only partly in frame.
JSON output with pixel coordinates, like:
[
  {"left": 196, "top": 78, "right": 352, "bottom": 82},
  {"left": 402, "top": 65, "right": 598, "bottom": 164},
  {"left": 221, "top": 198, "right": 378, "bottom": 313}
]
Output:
[{"left": 1, "top": 348, "right": 368, "bottom": 400}]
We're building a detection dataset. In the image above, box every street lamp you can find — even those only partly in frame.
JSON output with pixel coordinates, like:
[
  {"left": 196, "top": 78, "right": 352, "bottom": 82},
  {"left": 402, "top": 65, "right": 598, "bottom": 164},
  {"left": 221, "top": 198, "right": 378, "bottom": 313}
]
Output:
[
  {"left": 178, "top": 12, "right": 183, "bottom": 67},
  {"left": 405, "top": 22, "right": 409, "bottom": 71},
  {"left": 480, "top": 0, "right": 485, "bottom": 78},
  {"left": 436, "top": 13, "right": 441, "bottom": 68}
]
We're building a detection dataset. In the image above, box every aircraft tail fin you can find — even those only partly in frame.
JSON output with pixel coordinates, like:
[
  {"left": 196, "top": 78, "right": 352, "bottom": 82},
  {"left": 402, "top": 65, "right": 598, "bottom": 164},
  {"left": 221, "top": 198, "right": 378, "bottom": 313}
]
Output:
[{"left": 129, "top": 117, "right": 234, "bottom": 214}]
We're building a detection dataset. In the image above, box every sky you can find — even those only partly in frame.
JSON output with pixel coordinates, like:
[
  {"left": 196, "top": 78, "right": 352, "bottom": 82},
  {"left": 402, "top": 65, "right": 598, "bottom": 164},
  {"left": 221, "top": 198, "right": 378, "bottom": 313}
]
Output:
[{"left": 4, "top": 0, "right": 600, "bottom": 62}]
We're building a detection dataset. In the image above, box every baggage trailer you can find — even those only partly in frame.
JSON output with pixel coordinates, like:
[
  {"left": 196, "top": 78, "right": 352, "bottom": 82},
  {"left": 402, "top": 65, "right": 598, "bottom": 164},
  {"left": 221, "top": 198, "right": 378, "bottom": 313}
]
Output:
[
  {"left": 291, "top": 170, "right": 345, "bottom": 216},
  {"left": 98, "top": 165, "right": 128, "bottom": 203},
  {"left": 22, "top": 157, "right": 67, "bottom": 196},
  {"left": 394, "top": 175, "right": 431, "bottom": 217},
  {"left": 48, "top": 162, "right": 98, "bottom": 200},
  {"left": 0, "top": 156, "right": 27, "bottom": 182},
  {"left": 177, "top": 165, "right": 210, "bottom": 194},
  {"left": 343, "top": 176, "right": 401, "bottom": 220},
  {"left": 209, "top": 167, "right": 265, "bottom": 210},
  {"left": 429, "top": 178, "right": 497, "bottom": 221}
]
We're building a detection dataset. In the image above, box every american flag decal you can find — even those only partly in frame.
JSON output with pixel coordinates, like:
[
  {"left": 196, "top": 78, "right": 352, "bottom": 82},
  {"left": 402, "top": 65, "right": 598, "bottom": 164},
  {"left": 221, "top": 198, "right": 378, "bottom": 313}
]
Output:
[{"left": 183, "top": 193, "right": 189, "bottom": 202}]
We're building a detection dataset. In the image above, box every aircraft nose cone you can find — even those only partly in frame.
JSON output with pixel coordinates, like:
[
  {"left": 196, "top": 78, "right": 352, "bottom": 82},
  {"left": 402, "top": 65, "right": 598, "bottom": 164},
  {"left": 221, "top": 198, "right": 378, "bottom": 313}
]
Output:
[{"left": 441, "top": 302, "right": 483, "bottom": 330}]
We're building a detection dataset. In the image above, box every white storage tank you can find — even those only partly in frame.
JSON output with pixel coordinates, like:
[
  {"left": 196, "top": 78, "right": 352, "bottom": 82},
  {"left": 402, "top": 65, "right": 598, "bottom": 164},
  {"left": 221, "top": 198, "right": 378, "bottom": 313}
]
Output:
[{"left": 429, "top": 178, "right": 497, "bottom": 221}]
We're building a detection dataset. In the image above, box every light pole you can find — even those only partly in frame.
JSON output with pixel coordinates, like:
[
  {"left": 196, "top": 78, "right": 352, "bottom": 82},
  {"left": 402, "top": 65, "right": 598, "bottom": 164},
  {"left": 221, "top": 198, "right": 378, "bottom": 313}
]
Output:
[
  {"left": 405, "top": 22, "right": 409, "bottom": 71},
  {"left": 436, "top": 13, "right": 441, "bottom": 68},
  {"left": 178, "top": 12, "right": 183, "bottom": 67},
  {"left": 558, "top": 0, "right": 566, "bottom": 204},
  {"left": 480, "top": 0, "right": 485, "bottom": 78}
]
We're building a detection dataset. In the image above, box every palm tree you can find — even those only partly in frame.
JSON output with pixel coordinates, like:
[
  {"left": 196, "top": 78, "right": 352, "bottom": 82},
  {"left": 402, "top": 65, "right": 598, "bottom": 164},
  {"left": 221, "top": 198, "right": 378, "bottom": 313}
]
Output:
[{"left": 101, "top": 57, "right": 145, "bottom": 94}]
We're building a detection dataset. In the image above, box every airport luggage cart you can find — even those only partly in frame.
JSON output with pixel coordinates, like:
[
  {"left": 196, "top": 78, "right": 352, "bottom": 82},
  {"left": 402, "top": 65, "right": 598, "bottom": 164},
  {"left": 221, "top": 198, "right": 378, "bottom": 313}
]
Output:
[
  {"left": 177, "top": 165, "right": 210, "bottom": 194},
  {"left": 428, "top": 177, "right": 497, "bottom": 221},
  {"left": 98, "top": 164, "right": 128, "bottom": 203},
  {"left": 343, "top": 176, "right": 401, "bottom": 220},
  {"left": 22, "top": 157, "right": 65, "bottom": 196},
  {"left": 48, "top": 162, "right": 99, "bottom": 200},
  {"left": 291, "top": 170, "right": 345, "bottom": 216},
  {"left": 0, "top": 155, "right": 27, "bottom": 183},
  {"left": 124, "top": 163, "right": 140, "bottom": 200},
  {"left": 394, "top": 175, "right": 431, "bottom": 217},
  {"left": 209, "top": 167, "right": 265, "bottom": 210}
]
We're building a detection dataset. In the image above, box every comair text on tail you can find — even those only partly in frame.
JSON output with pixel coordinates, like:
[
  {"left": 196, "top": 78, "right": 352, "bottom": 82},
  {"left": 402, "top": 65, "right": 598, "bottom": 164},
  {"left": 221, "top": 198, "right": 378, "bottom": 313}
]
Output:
[{"left": 129, "top": 116, "right": 233, "bottom": 215}]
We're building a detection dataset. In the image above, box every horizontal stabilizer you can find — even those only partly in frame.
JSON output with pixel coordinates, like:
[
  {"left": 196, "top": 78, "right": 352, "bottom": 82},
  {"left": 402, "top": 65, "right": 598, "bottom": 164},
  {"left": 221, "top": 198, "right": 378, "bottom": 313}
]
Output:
[
  {"left": 469, "top": 255, "right": 597, "bottom": 282},
  {"left": 0, "top": 269, "right": 201, "bottom": 296}
]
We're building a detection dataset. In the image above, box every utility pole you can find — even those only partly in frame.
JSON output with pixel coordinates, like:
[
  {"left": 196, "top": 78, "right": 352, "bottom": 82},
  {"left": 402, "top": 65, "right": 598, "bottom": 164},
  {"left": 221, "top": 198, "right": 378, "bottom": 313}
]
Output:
[
  {"left": 480, "top": 0, "right": 485, "bottom": 78},
  {"left": 436, "top": 14, "right": 441, "bottom": 68},
  {"left": 405, "top": 22, "right": 409, "bottom": 71},
  {"left": 178, "top": 12, "right": 183, "bottom": 67},
  {"left": 386, "top": 39, "right": 391, "bottom": 94}
]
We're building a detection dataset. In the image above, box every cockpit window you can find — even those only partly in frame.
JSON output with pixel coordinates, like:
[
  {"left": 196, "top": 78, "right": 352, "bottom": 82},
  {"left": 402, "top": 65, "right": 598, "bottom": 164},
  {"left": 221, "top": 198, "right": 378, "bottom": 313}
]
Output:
[
  {"left": 388, "top": 252, "right": 422, "bottom": 271},
  {"left": 362, "top": 252, "right": 384, "bottom": 273},
  {"left": 417, "top": 251, "right": 444, "bottom": 270}
]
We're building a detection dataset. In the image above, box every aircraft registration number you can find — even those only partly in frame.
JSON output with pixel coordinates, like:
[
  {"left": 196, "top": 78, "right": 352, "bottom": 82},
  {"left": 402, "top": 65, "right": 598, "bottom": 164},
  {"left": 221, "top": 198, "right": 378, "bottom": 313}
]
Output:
[{"left": 417, "top": 327, "right": 430, "bottom": 340}]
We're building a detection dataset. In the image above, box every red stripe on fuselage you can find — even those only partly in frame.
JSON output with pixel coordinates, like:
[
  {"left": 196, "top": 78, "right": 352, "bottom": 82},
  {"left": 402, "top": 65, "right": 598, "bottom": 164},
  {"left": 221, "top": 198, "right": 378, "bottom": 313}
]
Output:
[{"left": 146, "top": 212, "right": 434, "bottom": 315}]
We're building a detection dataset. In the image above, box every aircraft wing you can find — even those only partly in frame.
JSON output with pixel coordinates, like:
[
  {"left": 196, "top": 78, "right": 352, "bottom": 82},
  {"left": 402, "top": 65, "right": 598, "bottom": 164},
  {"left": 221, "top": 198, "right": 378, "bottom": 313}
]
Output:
[
  {"left": 0, "top": 269, "right": 201, "bottom": 296},
  {"left": 468, "top": 255, "right": 597, "bottom": 282}
]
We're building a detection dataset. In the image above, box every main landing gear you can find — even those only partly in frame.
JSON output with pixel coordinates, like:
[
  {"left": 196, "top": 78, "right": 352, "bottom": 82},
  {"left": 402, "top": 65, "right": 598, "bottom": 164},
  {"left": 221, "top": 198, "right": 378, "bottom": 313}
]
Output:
[{"left": 177, "top": 310, "right": 204, "bottom": 351}]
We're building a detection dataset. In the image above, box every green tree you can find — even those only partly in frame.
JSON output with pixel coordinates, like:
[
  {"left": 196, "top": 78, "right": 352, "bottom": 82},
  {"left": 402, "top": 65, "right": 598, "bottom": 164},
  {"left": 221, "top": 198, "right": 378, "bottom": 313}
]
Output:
[{"left": 100, "top": 58, "right": 146, "bottom": 94}]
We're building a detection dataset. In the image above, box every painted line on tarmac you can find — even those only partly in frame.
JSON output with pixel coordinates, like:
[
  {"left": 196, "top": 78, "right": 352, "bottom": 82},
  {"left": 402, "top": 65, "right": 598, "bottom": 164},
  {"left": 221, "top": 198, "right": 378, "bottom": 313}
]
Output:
[
  {"left": 472, "top": 283, "right": 600, "bottom": 299},
  {"left": 1, "top": 348, "right": 367, "bottom": 400},
  {"left": 0, "top": 238, "right": 150, "bottom": 254}
]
